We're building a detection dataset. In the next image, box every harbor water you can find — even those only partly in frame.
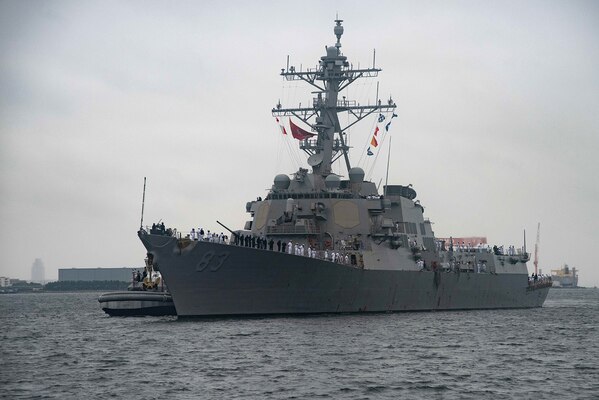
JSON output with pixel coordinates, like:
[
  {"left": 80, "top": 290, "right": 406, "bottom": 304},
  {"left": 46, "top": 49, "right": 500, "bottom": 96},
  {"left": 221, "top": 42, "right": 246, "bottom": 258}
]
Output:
[{"left": 1, "top": 288, "right": 597, "bottom": 399}]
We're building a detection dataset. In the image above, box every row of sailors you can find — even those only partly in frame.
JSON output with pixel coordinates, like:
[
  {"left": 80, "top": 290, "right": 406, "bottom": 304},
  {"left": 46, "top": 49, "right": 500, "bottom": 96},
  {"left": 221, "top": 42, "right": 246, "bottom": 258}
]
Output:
[
  {"left": 424, "top": 261, "right": 489, "bottom": 273},
  {"left": 189, "top": 228, "right": 229, "bottom": 244},
  {"left": 528, "top": 273, "right": 552, "bottom": 285},
  {"left": 502, "top": 245, "right": 520, "bottom": 256},
  {"left": 424, "top": 241, "right": 485, "bottom": 253},
  {"left": 192, "top": 230, "right": 357, "bottom": 265},
  {"left": 435, "top": 241, "right": 524, "bottom": 256},
  {"left": 441, "top": 242, "right": 492, "bottom": 253},
  {"left": 284, "top": 242, "right": 345, "bottom": 262},
  {"left": 234, "top": 235, "right": 360, "bottom": 265}
]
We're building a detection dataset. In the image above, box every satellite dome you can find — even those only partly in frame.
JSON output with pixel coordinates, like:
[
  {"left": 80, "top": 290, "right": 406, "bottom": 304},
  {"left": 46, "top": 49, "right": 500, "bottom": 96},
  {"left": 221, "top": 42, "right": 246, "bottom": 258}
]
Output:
[
  {"left": 348, "top": 167, "right": 365, "bottom": 183},
  {"left": 325, "top": 174, "right": 341, "bottom": 189},
  {"left": 274, "top": 174, "right": 290, "bottom": 190}
]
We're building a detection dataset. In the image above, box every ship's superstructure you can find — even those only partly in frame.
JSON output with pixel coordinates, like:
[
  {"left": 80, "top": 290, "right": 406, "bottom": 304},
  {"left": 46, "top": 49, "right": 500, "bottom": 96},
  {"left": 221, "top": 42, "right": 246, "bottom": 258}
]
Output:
[{"left": 138, "top": 20, "right": 550, "bottom": 317}]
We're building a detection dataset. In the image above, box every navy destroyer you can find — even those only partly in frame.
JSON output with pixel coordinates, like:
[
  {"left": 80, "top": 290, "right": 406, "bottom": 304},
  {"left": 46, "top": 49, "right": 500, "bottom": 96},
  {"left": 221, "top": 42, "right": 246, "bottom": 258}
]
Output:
[{"left": 138, "top": 20, "right": 550, "bottom": 317}]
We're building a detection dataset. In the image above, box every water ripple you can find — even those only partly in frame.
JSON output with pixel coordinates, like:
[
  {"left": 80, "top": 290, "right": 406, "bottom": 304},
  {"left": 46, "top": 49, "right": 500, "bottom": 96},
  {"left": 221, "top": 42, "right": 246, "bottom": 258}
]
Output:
[{"left": 0, "top": 289, "right": 598, "bottom": 399}]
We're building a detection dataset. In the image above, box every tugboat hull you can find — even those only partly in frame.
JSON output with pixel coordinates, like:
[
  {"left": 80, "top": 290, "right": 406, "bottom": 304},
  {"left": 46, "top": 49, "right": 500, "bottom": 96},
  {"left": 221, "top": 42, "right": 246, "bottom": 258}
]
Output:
[{"left": 98, "top": 291, "right": 176, "bottom": 316}]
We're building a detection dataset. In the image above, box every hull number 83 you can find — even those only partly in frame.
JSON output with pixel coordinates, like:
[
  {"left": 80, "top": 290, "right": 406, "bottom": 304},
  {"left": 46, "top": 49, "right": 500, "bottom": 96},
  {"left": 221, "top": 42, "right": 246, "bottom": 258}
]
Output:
[{"left": 195, "top": 251, "right": 229, "bottom": 272}]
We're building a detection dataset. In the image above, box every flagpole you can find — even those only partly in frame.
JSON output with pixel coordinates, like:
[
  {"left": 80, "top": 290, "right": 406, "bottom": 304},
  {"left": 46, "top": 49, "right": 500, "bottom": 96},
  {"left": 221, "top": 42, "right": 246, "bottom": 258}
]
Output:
[{"left": 384, "top": 136, "right": 391, "bottom": 197}]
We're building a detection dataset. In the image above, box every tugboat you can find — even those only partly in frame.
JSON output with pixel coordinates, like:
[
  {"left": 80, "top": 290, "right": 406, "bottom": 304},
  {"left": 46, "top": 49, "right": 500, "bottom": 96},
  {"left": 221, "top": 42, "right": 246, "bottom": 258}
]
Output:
[
  {"left": 98, "top": 255, "right": 176, "bottom": 316},
  {"left": 138, "top": 19, "right": 550, "bottom": 317}
]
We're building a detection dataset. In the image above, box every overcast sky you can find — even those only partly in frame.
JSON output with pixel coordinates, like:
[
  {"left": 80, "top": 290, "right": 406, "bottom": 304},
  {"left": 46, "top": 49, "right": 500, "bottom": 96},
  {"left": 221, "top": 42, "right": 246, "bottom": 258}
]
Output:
[{"left": 1, "top": 0, "right": 597, "bottom": 287}]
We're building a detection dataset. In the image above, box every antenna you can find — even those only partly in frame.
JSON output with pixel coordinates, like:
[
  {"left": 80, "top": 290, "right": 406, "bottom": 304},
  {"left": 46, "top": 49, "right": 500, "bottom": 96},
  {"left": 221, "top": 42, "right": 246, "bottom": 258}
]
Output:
[
  {"left": 140, "top": 177, "right": 147, "bottom": 230},
  {"left": 373, "top": 48, "right": 376, "bottom": 68}
]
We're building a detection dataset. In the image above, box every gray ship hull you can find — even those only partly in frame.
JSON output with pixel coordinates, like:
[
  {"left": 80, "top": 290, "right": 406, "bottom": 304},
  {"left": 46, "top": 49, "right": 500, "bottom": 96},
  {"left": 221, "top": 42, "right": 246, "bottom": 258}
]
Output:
[{"left": 140, "top": 233, "right": 549, "bottom": 317}]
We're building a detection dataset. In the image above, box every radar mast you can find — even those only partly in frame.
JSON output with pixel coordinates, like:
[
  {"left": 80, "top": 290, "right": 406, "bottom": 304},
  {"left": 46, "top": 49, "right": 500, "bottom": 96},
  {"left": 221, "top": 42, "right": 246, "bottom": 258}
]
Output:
[{"left": 272, "top": 19, "right": 397, "bottom": 178}]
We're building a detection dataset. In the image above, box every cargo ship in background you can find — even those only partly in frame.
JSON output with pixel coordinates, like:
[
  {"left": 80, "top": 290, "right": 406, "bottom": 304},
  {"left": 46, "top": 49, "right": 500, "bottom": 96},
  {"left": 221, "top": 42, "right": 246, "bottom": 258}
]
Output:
[
  {"left": 138, "top": 19, "right": 550, "bottom": 317},
  {"left": 551, "top": 264, "right": 579, "bottom": 288}
]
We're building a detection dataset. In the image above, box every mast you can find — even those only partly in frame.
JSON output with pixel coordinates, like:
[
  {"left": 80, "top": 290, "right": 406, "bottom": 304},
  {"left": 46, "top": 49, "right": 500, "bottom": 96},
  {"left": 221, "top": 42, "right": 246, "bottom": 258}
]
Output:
[
  {"left": 140, "top": 177, "right": 146, "bottom": 230},
  {"left": 272, "top": 19, "right": 397, "bottom": 178},
  {"left": 534, "top": 222, "right": 540, "bottom": 275}
]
